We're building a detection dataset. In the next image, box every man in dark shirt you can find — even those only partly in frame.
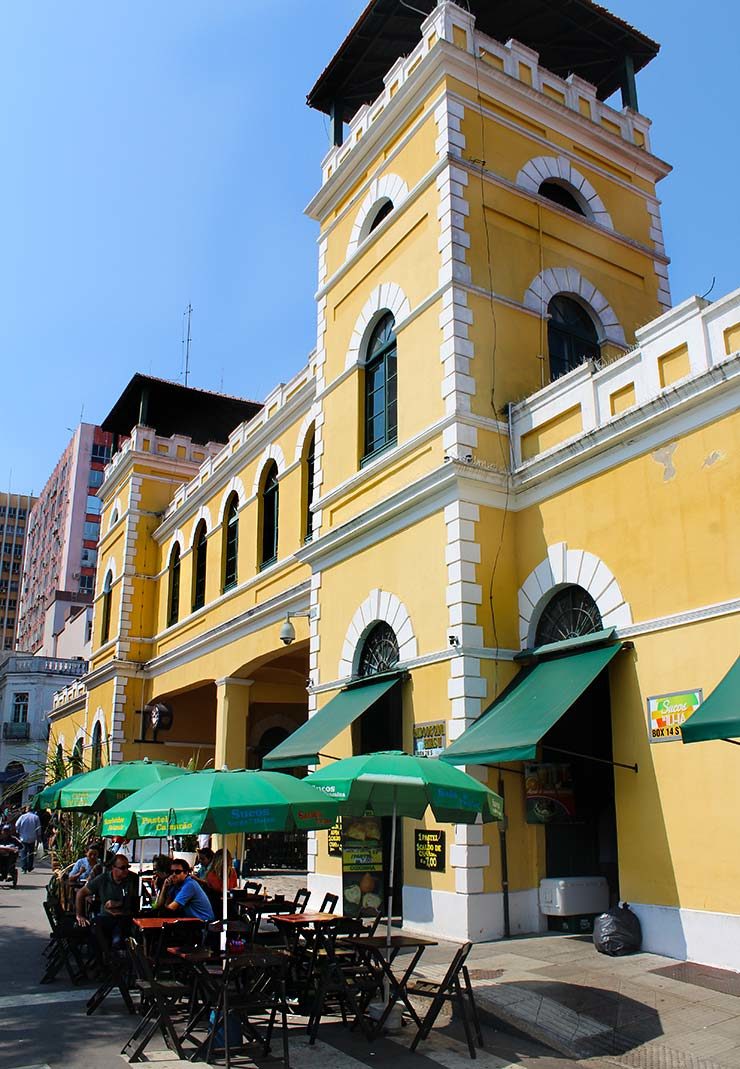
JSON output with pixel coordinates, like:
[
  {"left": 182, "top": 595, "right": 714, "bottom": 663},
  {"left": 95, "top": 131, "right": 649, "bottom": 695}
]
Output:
[
  {"left": 155, "top": 857, "right": 215, "bottom": 922},
  {"left": 76, "top": 855, "right": 140, "bottom": 947}
]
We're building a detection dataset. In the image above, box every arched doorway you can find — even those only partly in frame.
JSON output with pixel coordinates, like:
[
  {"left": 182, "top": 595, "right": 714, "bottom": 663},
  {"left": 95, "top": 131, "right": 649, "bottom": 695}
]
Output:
[
  {"left": 354, "top": 622, "right": 404, "bottom": 914},
  {"left": 535, "top": 587, "right": 619, "bottom": 907},
  {"left": 3, "top": 761, "right": 25, "bottom": 809}
]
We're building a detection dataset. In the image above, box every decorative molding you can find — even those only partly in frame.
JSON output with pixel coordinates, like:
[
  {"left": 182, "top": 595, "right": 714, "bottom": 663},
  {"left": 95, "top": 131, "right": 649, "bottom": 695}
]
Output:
[
  {"left": 192, "top": 505, "right": 213, "bottom": 537},
  {"left": 516, "top": 155, "right": 613, "bottom": 230},
  {"left": 347, "top": 173, "right": 410, "bottom": 259},
  {"left": 217, "top": 477, "right": 247, "bottom": 524},
  {"left": 523, "top": 267, "right": 627, "bottom": 347},
  {"left": 344, "top": 283, "right": 411, "bottom": 371},
  {"left": 518, "top": 541, "right": 632, "bottom": 648},
  {"left": 339, "top": 588, "right": 418, "bottom": 679},
  {"left": 618, "top": 598, "right": 740, "bottom": 641}
]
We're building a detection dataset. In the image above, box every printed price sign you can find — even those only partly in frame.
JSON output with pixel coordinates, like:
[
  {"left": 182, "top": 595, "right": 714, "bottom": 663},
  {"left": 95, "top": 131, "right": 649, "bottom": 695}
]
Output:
[
  {"left": 342, "top": 816, "right": 383, "bottom": 918},
  {"left": 647, "top": 690, "right": 702, "bottom": 743},
  {"left": 414, "top": 829, "right": 446, "bottom": 872},
  {"left": 413, "top": 721, "right": 446, "bottom": 759}
]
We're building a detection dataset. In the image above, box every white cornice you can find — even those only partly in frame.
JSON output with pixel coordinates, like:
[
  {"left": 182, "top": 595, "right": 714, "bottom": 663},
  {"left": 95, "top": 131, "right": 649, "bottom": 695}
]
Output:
[
  {"left": 142, "top": 581, "right": 311, "bottom": 679},
  {"left": 308, "top": 40, "right": 670, "bottom": 223},
  {"left": 619, "top": 599, "right": 740, "bottom": 641}
]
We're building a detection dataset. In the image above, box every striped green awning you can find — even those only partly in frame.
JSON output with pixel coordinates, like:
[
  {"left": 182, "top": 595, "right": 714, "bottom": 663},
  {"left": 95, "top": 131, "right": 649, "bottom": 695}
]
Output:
[
  {"left": 262, "top": 676, "right": 400, "bottom": 769},
  {"left": 440, "top": 632, "right": 621, "bottom": 766},
  {"left": 682, "top": 657, "right": 740, "bottom": 744}
]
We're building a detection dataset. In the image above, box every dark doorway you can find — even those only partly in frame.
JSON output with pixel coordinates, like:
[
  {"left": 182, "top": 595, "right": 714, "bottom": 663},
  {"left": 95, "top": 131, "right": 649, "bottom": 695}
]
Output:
[
  {"left": 354, "top": 622, "right": 404, "bottom": 916},
  {"left": 540, "top": 669, "right": 619, "bottom": 904}
]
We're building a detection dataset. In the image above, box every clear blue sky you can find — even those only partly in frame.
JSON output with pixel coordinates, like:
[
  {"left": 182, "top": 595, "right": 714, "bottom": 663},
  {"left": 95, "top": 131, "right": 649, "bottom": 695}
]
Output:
[{"left": 2, "top": 1, "right": 736, "bottom": 494}]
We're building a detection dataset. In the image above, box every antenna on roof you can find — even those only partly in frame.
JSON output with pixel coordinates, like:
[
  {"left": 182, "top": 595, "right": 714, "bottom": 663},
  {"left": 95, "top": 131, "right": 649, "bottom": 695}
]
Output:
[{"left": 182, "top": 304, "right": 193, "bottom": 386}]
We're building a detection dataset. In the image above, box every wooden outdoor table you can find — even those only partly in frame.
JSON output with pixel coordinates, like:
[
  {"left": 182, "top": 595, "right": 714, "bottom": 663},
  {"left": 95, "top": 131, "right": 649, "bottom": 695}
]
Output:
[
  {"left": 268, "top": 912, "right": 336, "bottom": 925},
  {"left": 339, "top": 934, "right": 438, "bottom": 1036},
  {"left": 134, "top": 915, "right": 203, "bottom": 964}
]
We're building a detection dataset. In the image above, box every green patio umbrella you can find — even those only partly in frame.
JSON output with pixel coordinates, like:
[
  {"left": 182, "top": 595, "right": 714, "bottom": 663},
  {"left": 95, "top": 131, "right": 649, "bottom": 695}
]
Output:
[
  {"left": 307, "top": 751, "right": 503, "bottom": 972},
  {"left": 35, "top": 771, "right": 87, "bottom": 811},
  {"left": 102, "top": 767, "right": 342, "bottom": 933},
  {"left": 56, "top": 759, "right": 190, "bottom": 813}
]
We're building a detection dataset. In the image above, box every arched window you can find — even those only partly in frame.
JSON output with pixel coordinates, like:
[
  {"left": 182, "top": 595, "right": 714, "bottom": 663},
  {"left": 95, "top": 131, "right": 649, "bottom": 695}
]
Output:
[
  {"left": 223, "top": 494, "right": 239, "bottom": 592},
  {"left": 100, "top": 570, "right": 113, "bottom": 644},
  {"left": 364, "top": 313, "right": 397, "bottom": 460},
  {"left": 260, "top": 462, "right": 279, "bottom": 568},
  {"left": 535, "top": 586, "right": 603, "bottom": 646},
  {"left": 192, "top": 521, "right": 208, "bottom": 611},
  {"left": 539, "top": 180, "right": 587, "bottom": 217},
  {"left": 71, "top": 739, "right": 84, "bottom": 774},
  {"left": 303, "top": 430, "right": 316, "bottom": 542},
  {"left": 358, "top": 622, "right": 400, "bottom": 677},
  {"left": 167, "top": 543, "right": 180, "bottom": 626},
  {"left": 91, "top": 721, "right": 103, "bottom": 770},
  {"left": 547, "top": 295, "right": 600, "bottom": 382},
  {"left": 368, "top": 198, "right": 393, "bottom": 233}
]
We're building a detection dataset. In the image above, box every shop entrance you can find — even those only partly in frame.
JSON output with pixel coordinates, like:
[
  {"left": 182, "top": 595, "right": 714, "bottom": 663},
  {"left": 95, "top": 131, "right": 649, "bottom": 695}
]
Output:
[
  {"left": 354, "top": 622, "right": 404, "bottom": 916},
  {"left": 535, "top": 588, "right": 620, "bottom": 908}
]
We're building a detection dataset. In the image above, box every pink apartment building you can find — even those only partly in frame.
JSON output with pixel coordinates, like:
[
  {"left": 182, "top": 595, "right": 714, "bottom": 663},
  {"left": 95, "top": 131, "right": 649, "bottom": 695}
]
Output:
[{"left": 16, "top": 424, "right": 113, "bottom": 655}]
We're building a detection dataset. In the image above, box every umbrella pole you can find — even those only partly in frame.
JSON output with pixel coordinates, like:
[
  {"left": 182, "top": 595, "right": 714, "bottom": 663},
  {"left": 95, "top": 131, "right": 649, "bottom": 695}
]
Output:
[
  {"left": 221, "top": 847, "right": 228, "bottom": 953},
  {"left": 385, "top": 793, "right": 397, "bottom": 1004}
]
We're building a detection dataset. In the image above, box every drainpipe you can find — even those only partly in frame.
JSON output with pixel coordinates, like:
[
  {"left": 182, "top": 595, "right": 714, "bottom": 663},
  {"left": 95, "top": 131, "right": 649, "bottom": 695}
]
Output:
[{"left": 498, "top": 774, "right": 511, "bottom": 938}]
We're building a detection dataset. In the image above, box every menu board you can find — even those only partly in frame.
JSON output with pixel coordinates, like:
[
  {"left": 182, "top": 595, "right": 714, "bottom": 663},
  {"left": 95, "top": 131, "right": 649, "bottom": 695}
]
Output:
[
  {"left": 413, "top": 720, "right": 446, "bottom": 758},
  {"left": 524, "top": 763, "right": 576, "bottom": 824},
  {"left": 414, "top": 829, "right": 446, "bottom": 871},
  {"left": 327, "top": 818, "right": 343, "bottom": 857},
  {"left": 341, "top": 816, "right": 383, "bottom": 918}
]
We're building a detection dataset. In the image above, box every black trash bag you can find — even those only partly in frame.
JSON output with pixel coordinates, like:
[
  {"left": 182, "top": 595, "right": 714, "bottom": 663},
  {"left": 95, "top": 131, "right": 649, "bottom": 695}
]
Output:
[{"left": 593, "top": 902, "right": 642, "bottom": 956}]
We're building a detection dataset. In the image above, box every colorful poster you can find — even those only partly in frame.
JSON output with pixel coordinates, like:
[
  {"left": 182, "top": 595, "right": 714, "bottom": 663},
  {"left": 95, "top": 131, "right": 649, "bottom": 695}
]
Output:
[
  {"left": 341, "top": 815, "right": 383, "bottom": 918},
  {"left": 647, "top": 690, "right": 703, "bottom": 743},
  {"left": 413, "top": 720, "right": 446, "bottom": 758},
  {"left": 414, "top": 829, "right": 446, "bottom": 872},
  {"left": 525, "top": 763, "right": 576, "bottom": 824}
]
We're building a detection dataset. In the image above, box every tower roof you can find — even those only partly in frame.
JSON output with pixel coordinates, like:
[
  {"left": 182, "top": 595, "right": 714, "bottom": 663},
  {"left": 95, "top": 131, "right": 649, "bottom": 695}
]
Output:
[
  {"left": 308, "top": 0, "right": 659, "bottom": 122},
  {"left": 101, "top": 374, "right": 262, "bottom": 446}
]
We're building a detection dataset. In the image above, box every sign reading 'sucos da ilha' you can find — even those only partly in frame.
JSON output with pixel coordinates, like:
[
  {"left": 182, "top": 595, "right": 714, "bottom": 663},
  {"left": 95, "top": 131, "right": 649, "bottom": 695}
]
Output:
[{"left": 647, "top": 690, "right": 703, "bottom": 742}]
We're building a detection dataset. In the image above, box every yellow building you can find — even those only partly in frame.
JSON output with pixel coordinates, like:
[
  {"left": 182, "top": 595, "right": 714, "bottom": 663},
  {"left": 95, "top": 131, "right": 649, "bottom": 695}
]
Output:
[{"left": 49, "top": 2, "right": 739, "bottom": 969}]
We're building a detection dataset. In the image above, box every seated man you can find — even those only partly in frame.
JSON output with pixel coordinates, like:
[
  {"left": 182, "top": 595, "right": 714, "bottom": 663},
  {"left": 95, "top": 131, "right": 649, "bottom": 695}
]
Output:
[
  {"left": 75, "top": 855, "right": 140, "bottom": 947},
  {"left": 154, "top": 857, "right": 215, "bottom": 922},
  {"left": 67, "top": 847, "right": 100, "bottom": 884}
]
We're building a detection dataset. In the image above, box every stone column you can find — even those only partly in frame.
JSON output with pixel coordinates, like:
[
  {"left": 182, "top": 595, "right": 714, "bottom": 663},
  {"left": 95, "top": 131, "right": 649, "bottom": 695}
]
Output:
[{"left": 213, "top": 677, "right": 253, "bottom": 858}]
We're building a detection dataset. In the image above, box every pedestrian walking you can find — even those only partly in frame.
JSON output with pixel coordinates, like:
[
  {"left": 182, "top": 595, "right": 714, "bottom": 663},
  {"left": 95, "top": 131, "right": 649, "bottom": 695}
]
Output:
[{"left": 15, "top": 806, "right": 42, "bottom": 873}]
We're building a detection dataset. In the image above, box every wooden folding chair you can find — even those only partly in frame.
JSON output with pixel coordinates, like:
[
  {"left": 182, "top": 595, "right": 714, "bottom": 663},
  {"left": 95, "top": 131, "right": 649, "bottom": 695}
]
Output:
[
  {"left": 318, "top": 892, "right": 338, "bottom": 913},
  {"left": 40, "top": 900, "right": 90, "bottom": 985},
  {"left": 406, "top": 941, "right": 483, "bottom": 1059},
  {"left": 86, "top": 922, "right": 137, "bottom": 1017},
  {"left": 292, "top": 887, "right": 310, "bottom": 913},
  {"left": 121, "top": 935, "right": 189, "bottom": 1063}
]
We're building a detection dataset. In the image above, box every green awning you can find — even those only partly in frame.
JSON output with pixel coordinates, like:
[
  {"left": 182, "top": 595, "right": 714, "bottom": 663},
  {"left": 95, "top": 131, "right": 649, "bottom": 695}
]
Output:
[
  {"left": 262, "top": 676, "right": 400, "bottom": 769},
  {"left": 681, "top": 656, "right": 740, "bottom": 744},
  {"left": 440, "top": 636, "right": 622, "bottom": 766}
]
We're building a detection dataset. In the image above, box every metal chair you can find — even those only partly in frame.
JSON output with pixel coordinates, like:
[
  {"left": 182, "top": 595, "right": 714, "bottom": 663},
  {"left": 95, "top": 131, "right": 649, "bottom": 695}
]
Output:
[{"left": 406, "top": 941, "right": 483, "bottom": 1059}]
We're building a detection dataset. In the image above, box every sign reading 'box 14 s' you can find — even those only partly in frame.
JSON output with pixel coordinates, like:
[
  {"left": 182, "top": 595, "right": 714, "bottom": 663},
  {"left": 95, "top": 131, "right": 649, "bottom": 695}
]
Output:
[{"left": 647, "top": 690, "right": 703, "bottom": 743}]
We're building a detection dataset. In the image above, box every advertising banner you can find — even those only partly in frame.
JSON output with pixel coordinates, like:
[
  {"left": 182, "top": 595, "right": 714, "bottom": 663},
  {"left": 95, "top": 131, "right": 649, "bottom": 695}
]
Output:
[
  {"left": 327, "top": 817, "right": 343, "bottom": 858},
  {"left": 647, "top": 690, "right": 703, "bottom": 742},
  {"left": 525, "top": 763, "right": 576, "bottom": 824},
  {"left": 341, "top": 815, "right": 383, "bottom": 918},
  {"left": 413, "top": 720, "right": 446, "bottom": 758},
  {"left": 414, "top": 829, "right": 446, "bottom": 872}
]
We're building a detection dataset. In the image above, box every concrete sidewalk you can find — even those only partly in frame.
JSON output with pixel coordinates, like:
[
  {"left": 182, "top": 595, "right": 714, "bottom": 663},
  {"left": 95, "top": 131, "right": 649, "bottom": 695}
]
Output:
[{"left": 416, "top": 930, "right": 740, "bottom": 1068}]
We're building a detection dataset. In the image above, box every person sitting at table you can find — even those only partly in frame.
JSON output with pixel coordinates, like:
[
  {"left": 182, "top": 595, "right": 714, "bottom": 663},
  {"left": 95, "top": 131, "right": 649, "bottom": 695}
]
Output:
[
  {"left": 205, "top": 849, "right": 238, "bottom": 894},
  {"left": 75, "top": 854, "right": 140, "bottom": 948},
  {"left": 154, "top": 857, "right": 215, "bottom": 922},
  {"left": 193, "top": 846, "right": 213, "bottom": 879},
  {"left": 67, "top": 847, "right": 101, "bottom": 884}
]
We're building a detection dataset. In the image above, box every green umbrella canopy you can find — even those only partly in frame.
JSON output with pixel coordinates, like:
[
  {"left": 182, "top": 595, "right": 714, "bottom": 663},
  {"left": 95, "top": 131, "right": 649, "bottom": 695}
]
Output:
[
  {"left": 56, "top": 759, "right": 190, "bottom": 813},
  {"left": 307, "top": 751, "right": 504, "bottom": 824},
  {"left": 35, "top": 772, "right": 88, "bottom": 811},
  {"left": 101, "top": 768, "right": 342, "bottom": 838}
]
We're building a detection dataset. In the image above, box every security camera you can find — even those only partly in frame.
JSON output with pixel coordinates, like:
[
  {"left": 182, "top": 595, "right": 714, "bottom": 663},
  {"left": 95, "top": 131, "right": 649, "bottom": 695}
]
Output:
[
  {"left": 279, "top": 618, "right": 296, "bottom": 645},
  {"left": 449, "top": 634, "right": 460, "bottom": 647}
]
